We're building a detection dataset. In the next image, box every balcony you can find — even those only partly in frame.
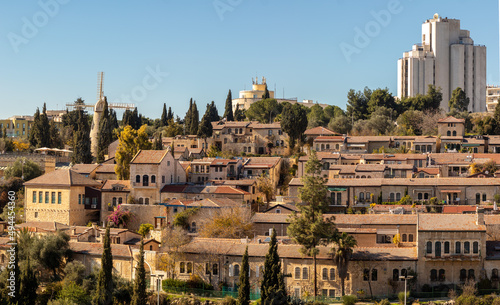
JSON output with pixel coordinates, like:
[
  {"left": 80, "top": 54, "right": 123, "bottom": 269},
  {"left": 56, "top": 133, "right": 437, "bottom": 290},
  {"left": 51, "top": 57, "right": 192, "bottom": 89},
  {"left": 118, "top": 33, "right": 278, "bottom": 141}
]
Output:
[{"left": 132, "top": 182, "right": 158, "bottom": 188}]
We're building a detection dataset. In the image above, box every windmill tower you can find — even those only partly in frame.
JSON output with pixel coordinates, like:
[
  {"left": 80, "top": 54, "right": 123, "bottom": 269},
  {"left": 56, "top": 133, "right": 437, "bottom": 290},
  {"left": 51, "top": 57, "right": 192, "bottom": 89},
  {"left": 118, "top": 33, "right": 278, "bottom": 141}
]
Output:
[{"left": 90, "top": 72, "right": 105, "bottom": 158}]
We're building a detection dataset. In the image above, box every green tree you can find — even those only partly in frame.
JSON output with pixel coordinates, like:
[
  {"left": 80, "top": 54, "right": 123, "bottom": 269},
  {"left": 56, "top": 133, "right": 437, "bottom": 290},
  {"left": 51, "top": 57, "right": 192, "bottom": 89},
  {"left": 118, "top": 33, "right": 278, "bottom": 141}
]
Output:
[
  {"left": 167, "top": 107, "right": 174, "bottom": 121},
  {"left": 138, "top": 223, "right": 154, "bottom": 237},
  {"left": 164, "top": 119, "right": 183, "bottom": 137},
  {"left": 346, "top": 88, "right": 370, "bottom": 122},
  {"left": 237, "top": 247, "right": 250, "bottom": 305},
  {"left": 131, "top": 238, "right": 147, "bottom": 305},
  {"left": 115, "top": 125, "right": 153, "bottom": 180},
  {"left": 307, "top": 104, "right": 329, "bottom": 128},
  {"left": 224, "top": 89, "right": 234, "bottom": 121},
  {"left": 494, "top": 102, "right": 500, "bottom": 134},
  {"left": 49, "top": 120, "right": 63, "bottom": 148},
  {"left": 153, "top": 132, "right": 163, "bottom": 150},
  {"left": 197, "top": 104, "right": 214, "bottom": 148},
  {"left": 161, "top": 103, "right": 168, "bottom": 127},
  {"left": 29, "top": 107, "right": 41, "bottom": 147},
  {"left": 246, "top": 99, "right": 282, "bottom": 123},
  {"left": 190, "top": 101, "right": 199, "bottom": 135},
  {"left": 332, "top": 232, "right": 357, "bottom": 296},
  {"left": 367, "top": 88, "right": 396, "bottom": 115},
  {"left": 184, "top": 98, "right": 194, "bottom": 134},
  {"left": 262, "top": 84, "right": 270, "bottom": 99},
  {"left": 32, "top": 230, "right": 71, "bottom": 279},
  {"left": 234, "top": 108, "right": 246, "bottom": 121},
  {"left": 4, "top": 157, "right": 43, "bottom": 181},
  {"left": 281, "top": 103, "right": 308, "bottom": 149},
  {"left": 93, "top": 226, "right": 114, "bottom": 305},
  {"left": 287, "top": 150, "right": 336, "bottom": 296},
  {"left": 19, "top": 257, "right": 38, "bottom": 305},
  {"left": 449, "top": 87, "right": 470, "bottom": 112},
  {"left": 261, "top": 229, "right": 287, "bottom": 305},
  {"left": 97, "top": 98, "right": 113, "bottom": 163},
  {"left": 59, "top": 281, "right": 91, "bottom": 304},
  {"left": 72, "top": 109, "right": 93, "bottom": 164},
  {"left": 426, "top": 85, "right": 443, "bottom": 110},
  {"left": 323, "top": 105, "right": 345, "bottom": 121},
  {"left": 328, "top": 115, "right": 351, "bottom": 135},
  {"left": 40, "top": 103, "right": 51, "bottom": 147},
  {"left": 208, "top": 101, "right": 220, "bottom": 122}
]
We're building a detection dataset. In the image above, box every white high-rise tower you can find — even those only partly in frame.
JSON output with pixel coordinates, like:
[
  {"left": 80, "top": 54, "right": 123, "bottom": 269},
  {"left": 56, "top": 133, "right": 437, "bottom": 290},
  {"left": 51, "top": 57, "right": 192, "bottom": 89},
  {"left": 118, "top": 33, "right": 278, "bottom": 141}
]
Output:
[{"left": 397, "top": 14, "right": 486, "bottom": 112}]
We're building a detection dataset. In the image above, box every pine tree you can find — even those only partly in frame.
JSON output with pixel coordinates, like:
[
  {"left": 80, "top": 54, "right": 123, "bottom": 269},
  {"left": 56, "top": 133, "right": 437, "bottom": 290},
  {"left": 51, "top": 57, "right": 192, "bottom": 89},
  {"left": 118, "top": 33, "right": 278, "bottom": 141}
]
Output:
[
  {"left": 190, "top": 101, "right": 199, "bottom": 135},
  {"left": 238, "top": 246, "right": 250, "bottom": 305},
  {"left": 19, "top": 257, "right": 38, "bottom": 305},
  {"left": 209, "top": 101, "right": 220, "bottom": 122},
  {"left": 93, "top": 226, "right": 114, "bottom": 305},
  {"left": 153, "top": 132, "right": 163, "bottom": 150},
  {"left": 234, "top": 108, "right": 246, "bottom": 121},
  {"left": 49, "top": 120, "right": 63, "bottom": 148},
  {"left": 97, "top": 98, "right": 112, "bottom": 163},
  {"left": 197, "top": 104, "right": 213, "bottom": 149},
  {"left": 72, "top": 110, "right": 93, "bottom": 164},
  {"left": 287, "top": 150, "right": 337, "bottom": 297},
  {"left": 161, "top": 103, "right": 168, "bottom": 127},
  {"left": 261, "top": 229, "right": 287, "bottom": 305},
  {"left": 224, "top": 89, "right": 234, "bottom": 121},
  {"left": 131, "top": 238, "right": 147, "bottom": 305}
]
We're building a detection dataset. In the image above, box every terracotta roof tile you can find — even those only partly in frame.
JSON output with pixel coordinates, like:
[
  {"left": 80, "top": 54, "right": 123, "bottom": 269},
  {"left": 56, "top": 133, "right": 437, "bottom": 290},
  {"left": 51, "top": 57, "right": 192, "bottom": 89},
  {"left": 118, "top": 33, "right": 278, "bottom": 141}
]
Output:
[
  {"left": 71, "top": 164, "right": 100, "bottom": 174},
  {"left": 418, "top": 214, "right": 485, "bottom": 231},
  {"left": 70, "top": 241, "right": 132, "bottom": 257},
  {"left": 130, "top": 150, "right": 168, "bottom": 164},
  {"left": 101, "top": 180, "right": 131, "bottom": 191},
  {"left": 304, "top": 127, "right": 338, "bottom": 136},
  {"left": 24, "top": 169, "right": 101, "bottom": 187},
  {"left": 438, "top": 116, "right": 465, "bottom": 123}
]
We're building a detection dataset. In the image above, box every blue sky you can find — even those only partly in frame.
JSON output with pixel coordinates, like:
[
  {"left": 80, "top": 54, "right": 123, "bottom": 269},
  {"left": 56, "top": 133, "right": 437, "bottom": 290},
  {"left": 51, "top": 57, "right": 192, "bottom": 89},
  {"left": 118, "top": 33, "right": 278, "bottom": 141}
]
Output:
[{"left": 0, "top": 0, "right": 498, "bottom": 120}]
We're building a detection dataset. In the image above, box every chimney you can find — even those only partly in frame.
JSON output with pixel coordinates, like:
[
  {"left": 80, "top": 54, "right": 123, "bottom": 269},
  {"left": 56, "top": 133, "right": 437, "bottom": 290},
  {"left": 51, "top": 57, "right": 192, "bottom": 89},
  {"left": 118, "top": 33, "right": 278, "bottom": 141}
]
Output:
[{"left": 476, "top": 206, "right": 485, "bottom": 225}]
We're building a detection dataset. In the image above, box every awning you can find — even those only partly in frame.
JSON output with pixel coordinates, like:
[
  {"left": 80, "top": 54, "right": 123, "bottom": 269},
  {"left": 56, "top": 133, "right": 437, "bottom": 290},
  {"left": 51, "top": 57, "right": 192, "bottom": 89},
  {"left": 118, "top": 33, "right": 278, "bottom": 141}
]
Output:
[
  {"left": 462, "top": 143, "right": 480, "bottom": 147},
  {"left": 440, "top": 190, "right": 462, "bottom": 193},
  {"left": 328, "top": 187, "right": 347, "bottom": 192}
]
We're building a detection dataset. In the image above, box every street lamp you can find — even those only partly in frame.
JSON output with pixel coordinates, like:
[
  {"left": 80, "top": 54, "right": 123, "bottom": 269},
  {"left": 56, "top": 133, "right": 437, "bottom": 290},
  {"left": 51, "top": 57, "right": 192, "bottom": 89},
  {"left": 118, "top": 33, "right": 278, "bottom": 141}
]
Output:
[
  {"left": 151, "top": 273, "right": 164, "bottom": 304},
  {"left": 399, "top": 275, "right": 414, "bottom": 305}
]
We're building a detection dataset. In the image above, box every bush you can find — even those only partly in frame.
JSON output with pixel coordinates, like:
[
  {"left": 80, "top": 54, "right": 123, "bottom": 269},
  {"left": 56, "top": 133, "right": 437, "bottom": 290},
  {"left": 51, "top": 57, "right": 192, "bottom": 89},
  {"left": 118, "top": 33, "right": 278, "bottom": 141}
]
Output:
[
  {"left": 342, "top": 294, "right": 357, "bottom": 305},
  {"left": 456, "top": 295, "right": 480, "bottom": 305},
  {"left": 148, "top": 292, "right": 170, "bottom": 305},
  {"left": 219, "top": 296, "right": 237, "bottom": 305},
  {"left": 492, "top": 297, "right": 500, "bottom": 305},
  {"left": 375, "top": 299, "right": 391, "bottom": 305},
  {"left": 398, "top": 291, "right": 410, "bottom": 304},
  {"left": 421, "top": 284, "right": 432, "bottom": 292}
]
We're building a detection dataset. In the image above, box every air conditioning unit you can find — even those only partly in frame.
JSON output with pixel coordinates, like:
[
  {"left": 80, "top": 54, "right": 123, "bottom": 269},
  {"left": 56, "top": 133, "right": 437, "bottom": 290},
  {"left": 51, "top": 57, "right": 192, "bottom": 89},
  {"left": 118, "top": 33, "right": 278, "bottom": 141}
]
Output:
[{"left": 91, "top": 204, "right": 97, "bottom": 209}]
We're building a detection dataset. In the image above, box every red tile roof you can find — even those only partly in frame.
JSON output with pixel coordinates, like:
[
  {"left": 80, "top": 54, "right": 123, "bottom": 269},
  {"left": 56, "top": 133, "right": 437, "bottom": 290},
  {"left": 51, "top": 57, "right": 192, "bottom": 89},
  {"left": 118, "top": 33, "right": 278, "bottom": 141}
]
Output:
[
  {"left": 438, "top": 116, "right": 466, "bottom": 123},
  {"left": 24, "top": 169, "right": 102, "bottom": 187},
  {"left": 130, "top": 150, "right": 168, "bottom": 164},
  {"left": 304, "top": 126, "right": 338, "bottom": 136}
]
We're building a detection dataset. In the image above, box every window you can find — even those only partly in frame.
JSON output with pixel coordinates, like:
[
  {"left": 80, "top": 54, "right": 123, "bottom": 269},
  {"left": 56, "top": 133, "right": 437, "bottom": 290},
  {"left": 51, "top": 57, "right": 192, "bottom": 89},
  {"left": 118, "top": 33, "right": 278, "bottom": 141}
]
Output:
[
  {"left": 483, "top": 194, "right": 487, "bottom": 202},
  {"left": 444, "top": 241, "right": 450, "bottom": 254},
  {"left": 453, "top": 131, "right": 457, "bottom": 136},
  {"left": 372, "top": 269, "right": 378, "bottom": 281},
  {"left": 118, "top": 197, "right": 123, "bottom": 204},
  {"left": 402, "top": 234, "right": 407, "bottom": 242},
  {"left": 435, "top": 242, "right": 441, "bottom": 257},
  {"left": 476, "top": 193, "right": 481, "bottom": 204},
  {"left": 430, "top": 269, "right": 437, "bottom": 281},
  {"left": 139, "top": 198, "right": 144, "bottom": 204},
  {"left": 456, "top": 241, "right": 461, "bottom": 254},
  {"left": 213, "top": 264, "right": 218, "bottom": 275},
  {"left": 464, "top": 241, "right": 470, "bottom": 254},
  {"left": 468, "top": 269, "right": 475, "bottom": 280},
  {"left": 162, "top": 176, "right": 166, "bottom": 183},
  {"left": 45, "top": 192, "right": 49, "bottom": 203},
  {"left": 32, "top": 191, "right": 36, "bottom": 203},
  {"left": 426, "top": 241, "right": 432, "bottom": 254},
  {"left": 439, "top": 269, "right": 445, "bottom": 281},
  {"left": 460, "top": 269, "right": 467, "bottom": 281},
  {"left": 187, "top": 262, "right": 193, "bottom": 273},
  {"left": 151, "top": 175, "right": 156, "bottom": 184},
  {"left": 58, "top": 192, "right": 62, "bottom": 204},
  {"left": 390, "top": 193, "right": 395, "bottom": 201},
  {"left": 294, "top": 267, "right": 301, "bottom": 279},
  {"left": 34, "top": 212, "right": 38, "bottom": 218},
  {"left": 206, "top": 263, "right": 211, "bottom": 275},
  {"left": 363, "top": 269, "right": 369, "bottom": 281},
  {"left": 329, "top": 290, "right": 335, "bottom": 297},
  {"left": 136, "top": 175, "right": 140, "bottom": 183},
  {"left": 492, "top": 269, "right": 499, "bottom": 280},
  {"left": 409, "top": 234, "right": 414, "bottom": 242},
  {"left": 396, "top": 193, "right": 401, "bottom": 201},
  {"left": 39, "top": 191, "right": 43, "bottom": 203},
  {"left": 330, "top": 268, "right": 335, "bottom": 281},
  {"left": 143, "top": 175, "right": 149, "bottom": 186},
  {"left": 401, "top": 269, "right": 407, "bottom": 280},
  {"left": 447, "top": 131, "right": 451, "bottom": 136},
  {"left": 113, "top": 197, "right": 117, "bottom": 206},
  {"left": 323, "top": 268, "right": 328, "bottom": 281},
  {"left": 180, "top": 262, "right": 185, "bottom": 273},
  {"left": 234, "top": 264, "right": 240, "bottom": 276},
  {"left": 302, "top": 267, "right": 308, "bottom": 280},
  {"left": 393, "top": 269, "right": 399, "bottom": 281},
  {"left": 473, "top": 241, "right": 479, "bottom": 254}
]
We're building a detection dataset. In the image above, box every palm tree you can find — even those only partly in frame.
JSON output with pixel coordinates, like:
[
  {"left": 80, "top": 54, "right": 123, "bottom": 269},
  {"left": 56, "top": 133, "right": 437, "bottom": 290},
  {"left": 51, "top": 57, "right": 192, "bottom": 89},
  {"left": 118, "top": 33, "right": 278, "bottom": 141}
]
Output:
[{"left": 332, "top": 232, "right": 357, "bottom": 296}]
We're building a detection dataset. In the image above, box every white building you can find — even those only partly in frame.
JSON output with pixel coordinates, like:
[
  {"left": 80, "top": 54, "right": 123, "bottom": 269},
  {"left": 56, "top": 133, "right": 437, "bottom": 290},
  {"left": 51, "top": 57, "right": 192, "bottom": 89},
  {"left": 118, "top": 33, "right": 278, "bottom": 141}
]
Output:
[
  {"left": 397, "top": 14, "right": 486, "bottom": 112},
  {"left": 486, "top": 86, "right": 500, "bottom": 112}
]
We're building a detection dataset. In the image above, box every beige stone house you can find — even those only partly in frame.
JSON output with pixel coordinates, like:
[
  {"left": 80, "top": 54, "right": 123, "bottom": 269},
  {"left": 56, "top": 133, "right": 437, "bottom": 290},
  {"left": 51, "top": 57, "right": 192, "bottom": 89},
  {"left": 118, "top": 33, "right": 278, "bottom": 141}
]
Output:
[
  {"left": 24, "top": 169, "right": 102, "bottom": 226},
  {"left": 100, "top": 179, "right": 131, "bottom": 223},
  {"left": 241, "top": 157, "right": 282, "bottom": 188}
]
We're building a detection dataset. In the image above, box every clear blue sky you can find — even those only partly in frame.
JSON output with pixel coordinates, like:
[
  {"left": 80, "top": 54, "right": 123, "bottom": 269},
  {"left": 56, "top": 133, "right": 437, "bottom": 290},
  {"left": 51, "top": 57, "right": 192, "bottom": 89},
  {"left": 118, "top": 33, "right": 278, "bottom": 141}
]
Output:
[{"left": 0, "top": 0, "right": 498, "bottom": 120}]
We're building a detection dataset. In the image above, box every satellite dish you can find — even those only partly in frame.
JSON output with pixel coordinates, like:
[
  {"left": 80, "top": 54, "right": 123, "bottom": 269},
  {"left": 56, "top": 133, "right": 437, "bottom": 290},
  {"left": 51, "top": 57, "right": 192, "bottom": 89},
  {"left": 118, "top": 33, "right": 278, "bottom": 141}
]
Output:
[{"left": 433, "top": 13, "right": 439, "bottom": 19}]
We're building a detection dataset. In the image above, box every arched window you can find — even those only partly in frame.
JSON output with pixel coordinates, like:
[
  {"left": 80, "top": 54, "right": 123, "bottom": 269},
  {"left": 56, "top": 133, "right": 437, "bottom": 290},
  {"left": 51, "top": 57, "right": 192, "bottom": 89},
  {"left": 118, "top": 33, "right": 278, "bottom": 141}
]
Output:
[
  {"left": 326, "top": 144, "right": 330, "bottom": 150},
  {"left": 492, "top": 269, "right": 499, "bottom": 280},
  {"left": 426, "top": 241, "right": 432, "bottom": 254},
  {"left": 234, "top": 264, "right": 240, "bottom": 276},
  {"left": 409, "top": 234, "right": 414, "bottom": 242},
  {"left": 430, "top": 269, "right": 437, "bottom": 281},
  {"left": 180, "top": 262, "right": 185, "bottom": 273},
  {"left": 393, "top": 269, "right": 399, "bottom": 281},
  {"left": 142, "top": 175, "right": 149, "bottom": 186},
  {"left": 321, "top": 144, "right": 325, "bottom": 151},
  {"left": 118, "top": 197, "right": 123, "bottom": 204},
  {"left": 151, "top": 175, "right": 156, "bottom": 184},
  {"left": 473, "top": 241, "right": 479, "bottom": 254},
  {"left": 112, "top": 197, "right": 117, "bottom": 206},
  {"left": 187, "top": 262, "right": 192, "bottom": 273},
  {"left": 456, "top": 241, "right": 461, "bottom": 254},
  {"left": 136, "top": 175, "right": 140, "bottom": 183},
  {"left": 468, "top": 269, "right": 475, "bottom": 280},
  {"left": 464, "top": 241, "right": 470, "bottom": 254},
  {"left": 372, "top": 269, "right": 378, "bottom": 281},
  {"left": 302, "top": 267, "right": 308, "bottom": 280},
  {"left": 213, "top": 263, "right": 218, "bottom": 275},
  {"left": 476, "top": 193, "right": 481, "bottom": 204},
  {"left": 363, "top": 269, "right": 369, "bottom": 281},
  {"left": 359, "top": 193, "right": 365, "bottom": 201},
  {"left": 295, "top": 267, "right": 301, "bottom": 279},
  {"left": 390, "top": 193, "right": 395, "bottom": 201},
  {"left": 439, "top": 269, "right": 445, "bottom": 281},
  {"left": 191, "top": 222, "right": 197, "bottom": 233},
  {"left": 444, "top": 241, "right": 450, "bottom": 254},
  {"left": 460, "top": 269, "right": 467, "bottom": 281},
  {"left": 139, "top": 197, "right": 144, "bottom": 204},
  {"left": 402, "top": 234, "right": 407, "bottom": 242},
  {"left": 447, "top": 131, "right": 451, "bottom": 136},
  {"left": 145, "top": 198, "right": 149, "bottom": 205},
  {"left": 322, "top": 268, "right": 328, "bottom": 281},
  {"left": 453, "top": 131, "right": 457, "bottom": 136},
  {"left": 330, "top": 268, "right": 335, "bottom": 281},
  {"left": 435, "top": 242, "right": 441, "bottom": 257}
]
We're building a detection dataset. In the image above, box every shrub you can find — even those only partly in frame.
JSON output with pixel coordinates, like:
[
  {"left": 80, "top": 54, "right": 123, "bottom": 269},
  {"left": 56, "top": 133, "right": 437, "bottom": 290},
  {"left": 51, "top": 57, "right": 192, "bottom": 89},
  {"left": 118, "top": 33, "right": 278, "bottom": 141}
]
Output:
[
  {"left": 147, "top": 292, "right": 170, "bottom": 305},
  {"left": 375, "top": 299, "right": 391, "bottom": 305},
  {"left": 398, "top": 291, "right": 410, "bottom": 304},
  {"left": 421, "top": 284, "right": 432, "bottom": 292},
  {"left": 342, "top": 294, "right": 357, "bottom": 305},
  {"left": 456, "top": 295, "right": 480, "bottom": 305},
  {"left": 492, "top": 297, "right": 500, "bottom": 305},
  {"left": 219, "top": 296, "right": 237, "bottom": 305}
]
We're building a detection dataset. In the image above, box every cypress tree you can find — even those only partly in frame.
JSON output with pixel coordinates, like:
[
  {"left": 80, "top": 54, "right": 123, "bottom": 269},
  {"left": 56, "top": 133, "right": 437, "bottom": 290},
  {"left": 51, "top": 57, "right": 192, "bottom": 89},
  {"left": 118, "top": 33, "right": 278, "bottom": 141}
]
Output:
[
  {"left": 234, "top": 108, "right": 246, "bottom": 122},
  {"left": 132, "top": 108, "right": 140, "bottom": 129},
  {"left": 262, "top": 85, "right": 270, "bottom": 99},
  {"left": 49, "top": 120, "right": 63, "bottom": 148},
  {"left": 190, "top": 101, "right": 199, "bottom": 135},
  {"left": 19, "top": 257, "right": 38, "bottom": 305},
  {"left": 224, "top": 89, "right": 234, "bottom": 121},
  {"left": 72, "top": 110, "right": 93, "bottom": 164},
  {"left": 167, "top": 107, "right": 174, "bottom": 121},
  {"left": 122, "top": 109, "right": 132, "bottom": 127},
  {"left": 40, "top": 103, "right": 51, "bottom": 147},
  {"left": 29, "top": 108, "right": 41, "bottom": 147},
  {"left": 209, "top": 101, "right": 220, "bottom": 122},
  {"left": 109, "top": 109, "right": 119, "bottom": 140},
  {"left": 131, "top": 238, "right": 147, "bottom": 305},
  {"left": 197, "top": 105, "right": 213, "bottom": 148},
  {"left": 185, "top": 98, "right": 193, "bottom": 135},
  {"left": 153, "top": 132, "right": 163, "bottom": 150},
  {"left": 261, "top": 229, "right": 287, "bottom": 305},
  {"left": 161, "top": 103, "right": 168, "bottom": 127},
  {"left": 93, "top": 226, "right": 114, "bottom": 305},
  {"left": 97, "top": 98, "right": 112, "bottom": 163},
  {"left": 238, "top": 246, "right": 250, "bottom": 305}
]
